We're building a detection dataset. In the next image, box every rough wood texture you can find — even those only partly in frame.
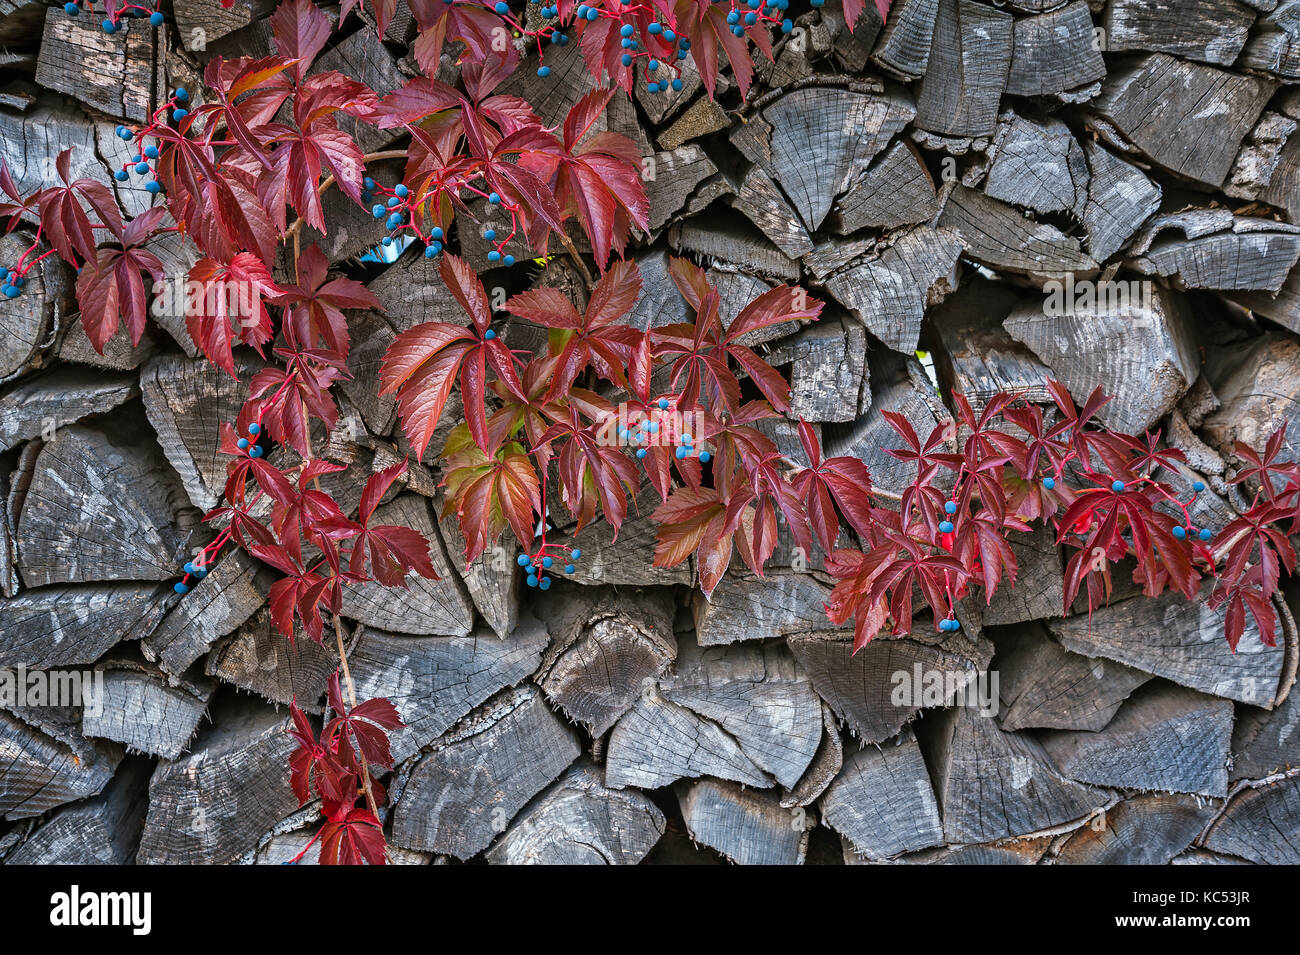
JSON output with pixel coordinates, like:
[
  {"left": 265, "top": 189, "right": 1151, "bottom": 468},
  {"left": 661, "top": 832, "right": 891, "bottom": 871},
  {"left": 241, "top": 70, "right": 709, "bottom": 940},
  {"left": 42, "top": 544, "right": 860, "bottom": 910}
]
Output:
[
  {"left": 436, "top": 499, "right": 519, "bottom": 639},
  {"left": 0, "top": 582, "right": 171, "bottom": 668},
  {"left": 0, "top": 707, "right": 123, "bottom": 820},
  {"left": 983, "top": 524, "right": 1064, "bottom": 627},
  {"left": 1204, "top": 775, "right": 1300, "bottom": 864},
  {"left": 693, "top": 573, "right": 835, "bottom": 645},
  {"left": 822, "top": 728, "right": 944, "bottom": 861},
  {"left": 1201, "top": 334, "right": 1300, "bottom": 461},
  {"left": 0, "top": 369, "right": 138, "bottom": 454},
  {"left": 832, "top": 138, "right": 938, "bottom": 233},
  {"left": 35, "top": 15, "right": 157, "bottom": 122},
  {"left": 15, "top": 422, "right": 192, "bottom": 586},
  {"left": 390, "top": 685, "right": 581, "bottom": 859},
  {"left": 349, "top": 616, "right": 549, "bottom": 763},
  {"left": 676, "top": 778, "right": 810, "bottom": 865},
  {"left": 871, "top": 0, "right": 937, "bottom": 78},
  {"left": 1042, "top": 682, "right": 1234, "bottom": 796},
  {"left": 536, "top": 587, "right": 676, "bottom": 736},
  {"left": 762, "top": 316, "right": 868, "bottom": 422},
  {"left": 136, "top": 699, "right": 299, "bottom": 864},
  {"left": 996, "top": 626, "right": 1151, "bottom": 732},
  {"left": 1051, "top": 793, "right": 1220, "bottom": 865},
  {"left": 1046, "top": 587, "right": 1288, "bottom": 707},
  {"left": 82, "top": 663, "right": 213, "bottom": 760},
  {"left": 939, "top": 186, "right": 1097, "bottom": 277},
  {"left": 1082, "top": 140, "right": 1163, "bottom": 262},
  {"left": 1103, "top": 0, "right": 1256, "bottom": 67},
  {"left": 1232, "top": 688, "right": 1300, "bottom": 780},
  {"left": 486, "top": 761, "right": 665, "bottom": 865},
  {"left": 204, "top": 606, "right": 339, "bottom": 708},
  {"left": 914, "top": 0, "right": 1012, "bottom": 139},
  {"left": 985, "top": 113, "right": 1087, "bottom": 217},
  {"left": 6, "top": 758, "right": 150, "bottom": 864}
]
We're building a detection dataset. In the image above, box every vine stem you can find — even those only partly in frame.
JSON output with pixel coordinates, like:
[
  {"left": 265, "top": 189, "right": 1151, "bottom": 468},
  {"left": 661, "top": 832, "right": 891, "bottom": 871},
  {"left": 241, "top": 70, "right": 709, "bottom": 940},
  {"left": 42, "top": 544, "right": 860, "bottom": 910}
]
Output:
[
  {"left": 284, "top": 150, "right": 410, "bottom": 242},
  {"left": 332, "top": 612, "right": 380, "bottom": 820}
]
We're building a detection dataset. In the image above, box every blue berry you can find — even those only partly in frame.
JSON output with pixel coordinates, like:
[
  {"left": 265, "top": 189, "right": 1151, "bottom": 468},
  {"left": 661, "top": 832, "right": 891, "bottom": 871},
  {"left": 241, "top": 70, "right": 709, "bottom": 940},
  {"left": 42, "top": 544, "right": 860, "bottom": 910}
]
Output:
[
  {"left": 539, "top": 576, "right": 552, "bottom": 590},
  {"left": 565, "top": 563, "right": 575, "bottom": 574},
  {"left": 237, "top": 438, "right": 249, "bottom": 449},
  {"left": 249, "top": 446, "right": 262, "bottom": 458},
  {"left": 431, "top": 227, "right": 445, "bottom": 240},
  {"left": 636, "top": 448, "right": 647, "bottom": 459},
  {"left": 103, "top": 18, "right": 116, "bottom": 32},
  {"left": 1172, "top": 525, "right": 1187, "bottom": 540},
  {"left": 810, "top": 0, "right": 824, "bottom": 5},
  {"left": 744, "top": 11, "right": 756, "bottom": 24},
  {"left": 675, "top": 446, "right": 687, "bottom": 459},
  {"left": 571, "top": 548, "right": 582, "bottom": 559},
  {"left": 184, "top": 562, "right": 196, "bottom": 574},
  {"left": 364, "top": 177, "right": 376, "bottom": 190},
  {"left": 484, "top": 329, "right": 496, "bottom": 340},
  {"left": 1043, "top": 477, "right": 1055, "bottom": 489},
  {"left": 681, "top": 434, "right": 693, "bottom": 445},
  {"left": 671, "top": 78, "right": 683, "bottom": 91},
  {"left": 372, "top": 204, "right": 386, "bottom": 218},
  {"left": 620, "top": 23, "right": 634, "bottom": 36},
  {"left": 386, "top": 213, "right": 402, "bottom": 229},
  {"left": 577, "top": 3, "right": 588, "bottom": 14},
  {"left": 939, "top": 520, "right": 954, "bottom": 534},
  {"left": 944, "top": 501, "right": 956, "bottom": 514},
  {"left": 146, "top": 180, "right": 162, "bottom": 194},
  {"left": 699, "top": 451, "right": 710, "bottom": 463},
  {"left": 65, "top": 1, "right": 79, "bottom": 14},
  {"left": 115, "top": 170, "right": 129, "bottom": 182},
  {"left": 174, "top": 582, "right": 188, "bottom": 594},
  {"left": 135, "top": 162, "right": 150, "bottom": 174},
  {"left": 781, "top": 18, "right": 792, "bottom": 32},
  {"left": 517, "top": 554, "right": 531, "bottom": 567},
  {"left": 495, "top": 1, "right": 508, "bottom": 12},
  {"left": 542, "top": 556, "right": 553, "bottom": 568},
  {"left": 538, "top": 65, "right": 551, "bottom": 77},
  {"left": 726, "top": 9, "right": 739, "bottom": 23},
  {"left": 195, "top": 566, "right": 208, "bottom": 578},
  {"left": 1111, "top": 480, "right": 1125, "bottom": 492},
  {"left": 425, "top": 243, "right": 441, "bottom": 258},
  {"left": 488, "top": 250, "right": 502, "bottom": 262},
  {"left": 585, "top": 6, "right": 597, "bottom": 18},
  {"left": 173, "top": 108, "right": 188, "bottom": 120},
  {"left": 1192, "top": 481, "right": 1206, "bottom": 493},
  {"left": 150, "top": 11, "right": 164, "bottom": 25},
  {"left": 658, "top": 398, "right": 669, "bottom": 409},
  {"left": 680, "top": 37, "right": 690, "bottom": 49},
  {"left": 174, "top": 87, "right": 188, "bottom": 101},
  {"left": 649, "top": 21, "right": 662, "bottom": 33},
  {"left": 732, "top": 24, "right": 744, "bottom": 36},
  {"left": 621, "top": 37, "right": 633, "bottom": 48},
  {"left": 504, "top": 254, "right": 515, "bottom": 266},
  {"left": 648, "top": 59, "right": 659, "bottom": 71},
  {"left": 117, "top": 125, "right": 133, "bottom": 140},
  {"left": 249, "top": 423, "right": 261, "bottom": 435},
  {"left": 484, "top": 228, "right": 497, "bottom": 240},
  {"left": 527, "top": 573, "right": 538, "bottom": 587},
  {"left": 621, "top": 53, "right": 632, "bottom": 65},
  {"left": 145, "top": 146, "right": 159, "bottom": 159},
  {"left": 489, "top": 192, "right": 501, "bottom": 204},
  {"left": 2, "top": 285, "right": 18, "bottom": 299},
  {"left": 387, "top": 196, "right": 401, "bottom": 208},
  {"left": 663, "top": 29, "right": 675, "bottom": 41},
  {"left": 1199, "top": 528, "right": 1212, "bottom": 541},
  {"left": 0, "top": 269, "right": 7, "bottom": 281}
]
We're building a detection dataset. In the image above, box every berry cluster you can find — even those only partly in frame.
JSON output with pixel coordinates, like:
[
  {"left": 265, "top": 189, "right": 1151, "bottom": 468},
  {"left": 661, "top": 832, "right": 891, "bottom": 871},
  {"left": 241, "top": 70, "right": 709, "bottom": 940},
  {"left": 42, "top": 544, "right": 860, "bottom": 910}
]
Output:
[
  {"left": 111, "top": 88, "right": 189, "bottom": 196},
  {"left": 516, "top": 545, "right": 581, "bottom": 589},
  {"left": 0, "top": 267, "right": 25, "bottom": 299},
  {"left": 368, "top": 178, "right": 521, "bottom": 266},
  {"left": 618, "top": 397, "right": 711, "bottom": 463},
  {"left": 62, "top": 0, "right": 166, "bottom": 31}
]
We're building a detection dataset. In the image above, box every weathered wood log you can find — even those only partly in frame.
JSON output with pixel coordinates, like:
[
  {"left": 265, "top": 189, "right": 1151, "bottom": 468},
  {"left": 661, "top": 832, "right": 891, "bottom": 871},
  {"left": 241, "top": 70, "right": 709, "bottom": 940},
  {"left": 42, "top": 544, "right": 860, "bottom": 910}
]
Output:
[
  {"left": 787, "top": 626, "right": 994, "bottom": 743},
  {"left": 204, "top": 606, "right": 340, "bottom": 709},
  {"left": 1170, "top": 849, "right": 1255, "bottom": 865},
  {"left": 0, "top": 369, "right": 137, "bottom": 454},
  {"left": 5, "top": 757, "right": 150, "bottom": 864},
  {"left": 486, "top": 761, "right": 665, "bottom": 865},
  {"left": 535, "top": 587, "right": 676, "bottom": 737},
  {"left": 1046, "top": 587, "right": 1289, "bottom": 706},
  {"left": 15, "top": 422, "right": 193, "bottom": 586},
  {"left": 995, "top": 625, "right": 1151, "bottom": 732},
  {"left": 893, "top": 836, "right": 1054, "bottom": 865},
  {"left": 938, "top": 186, "right": 1097, "bottom": 277},
  {"left": 35, "top": 14, "right": 158, "bottom": 123},
  {"left": 693, "top": 573, "right": 836, "bottom": 646},
  {"left": 0, "top": 706, "right": 123, "bottom": 820},
  {"left": 80, "top": 657, "right": 213, "bottom": 759},
  {"left": 142, "top": 550, "right": 273, "bottom": 678},
  {"left": 832, "top": 138, "right": 939, "bottom": 234},
  {"left": 1127, "top": 211, "right": 1300, "bottom": 293},
  {"left": 871, "top": 0, "right": 937, "bottom": 79},
  {"left": 0, "top": 582, "right": 172, "bottom": 669},
  {"left": 920, "top": 703, "right": 1107, "bottom": 843},
  {"left": 348, "top": 615, "right": 549, "bottom": 763},
  {"left": 298, "top": 158, "right": 402, "bottom": 265},
  {"left": 1103, "top": 0, "right": 1255, "bottom": 66},
  {"left": 657, "top": 96, "right": 729, "bottom": 152},
  {"left": 981, "top": 526, "right": 1065, "bottom": 628},
  {"left": 913, "top": 0, "right": 1011, "bottom": 139},
  {"left": 1203, "top": 775, "right": 1300, "bottom": 864},
  {"left": 727, "top": 163, "right": 815, "bottom": 258},
  {"left": 731, "top": 82, "right": 915, "bottom": 233},
  {"left": 762, "top": 316, "right": 868, "bottom": 423},
  {"left": 781, "top": 702, "right": 842, "bottom": 808},
  {"left": 822, "top": 728, "right": 944, "bottom": 861},
  {"left": 1201, "top": 334, "right": 1300, "bottom": 460},
  {"left": 498, "top": 36, "right": 601, "bottom": 128},
  {"left": 339, "top": 493, "right": 475, "bottom": 636},
  {"left": 1089, "top": 54, "right": 1275, "bottom": 188},
  {"left": 1041, "top": 681, "right": 1234, "bottom": 796},
  {"left": 562, "top": 489, "right": 693, "bottom": 587},
  {"left": 1240, "top": 1, "right": 1300, "bottom": 80},
  {"left": 1233, "top": 684, "right": 1300, "bottom": 781},
  {"left": 1226, "top": 106, "right": 1300, "bottom": 206},
  {"left": 173, "top": 0, "right": 274, "bottom": 51},
  {"left": 1050, "top": 793, "right": 1221, "bottom": 865},
  {"left": 1002, "top": 282, "right": 1197, "bottom": 434},
  {"left": 668, "top": 216, "right": 801, "bottom": 281},
  {"left": 135, "top": 698, "right": 300, "bottom": 864},
  {"left": 142, "top": 231, "right": 203, "bottom": 356},
  {"left": 436, "top": 496, "right": 519, "bottom": 638},
  {"left": 390, "top": 685, "right": 581, "bottom": 859},
  {"left": 0, "top": 231, "right": 65, "bottom": 382},
  {"left": 309, "top": 27, "right": 406, "bottom": 155},
  {"left": 1006, "top": 1, "right": 1106, "bottom": 100},
  {"left": 676, "top": 778, "right": 810, "bottom": 865},
  {"left": 57, "top": 311, "right": 157, "bottom": 371},
  {"left": 645, "top": 144, "right": 717, "bottom": 234},
  {"left": 1081, "top": 140, "right": 1163, "bottom": 262},
  {"left": 984, "top": 112, "right": 1087, "bottom": 217}
]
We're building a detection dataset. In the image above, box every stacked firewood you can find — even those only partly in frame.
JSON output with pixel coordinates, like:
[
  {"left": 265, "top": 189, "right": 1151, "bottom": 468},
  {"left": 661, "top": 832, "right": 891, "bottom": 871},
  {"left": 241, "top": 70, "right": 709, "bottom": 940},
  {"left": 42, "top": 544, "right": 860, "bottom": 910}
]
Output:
[{"left": 2, "top": 0, "right": 1300, "bottom": 864}]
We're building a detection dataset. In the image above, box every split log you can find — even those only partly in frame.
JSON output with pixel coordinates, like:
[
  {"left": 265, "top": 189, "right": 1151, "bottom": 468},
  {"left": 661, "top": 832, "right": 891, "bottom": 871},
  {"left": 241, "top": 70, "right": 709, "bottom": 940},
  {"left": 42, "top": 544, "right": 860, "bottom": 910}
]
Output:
[
  {"left": 731, "top": 82, "right": 915, "bottom": 233},
  {"left": 348, "top": 616, "right": 550, "bottom": 763},
  {"left": 1203, "top": 775, "right": 1300, "bottom": 864},
  {"left": 1226, "top": 106, "right": 1300, "bottom": 206},
  {"left": 141, "top": 352, "right": 264, "bottom": 511},
  {"left": 659, "top": 640, "right": 824, "bottom": 789},
  {"left": 173, "top": 0, "right": 274, "bottom": 51},
  {"left": 562, "top": 488, "right": 693, "bottom": 587},
  {"left": 35, "top": 14, "right": 158, "bottom": 123},
  {"left": 983, "top": 525, "right": 1065, "bottom": 627},
  {"left": 913, "top": 0, "right": 1011, "bottom": 140},
  {"left": 668, "top": 216, "right": 801, "bottom": 282},
  {"left": 1051, "top": 793, "right": 1221, "bottom": 865},
  {"left": 0, "top": 707, "right": 123, "bottom": 820},
  {"left": 920, "top": 703, "right": 1107, "bottom": 843},
  {"left": 821, "top": 728, "right": 944, "bottom": 861},
  {"left": 1081, "top": 141, "right": 1163, "bottom": 262},
  {"left": 57, "top": 316, "right": 156, "bottom": 371},
  {"left": 15, "top": 422, "right": 193, "bottom": 586},
  {"left": 657, "top": 96, "right": 730, "bottom": 152},
  {"left": 1126, "top": 210, "right": 1300, "bottom": 293},
  {"left": 693, "top": 573, "right": 836, "bottom": 646},
  {"left": 309, "top": 28, "right": 406, "bottom": 154},
  {"left": 727, "top": 163, "right": 815, "bottom": 258},
  {"left": 645, "top": 144, "right": 718, "bottom": 233},
  {"left": 436, "top": 497, "right": 519, "bottom": 638},
  {"left": 298, "top": 158, "right": 402, "bottom": 265},
  {"left": 338, "top": 310, "right": 398, "bottom": 436},
  {"left": 781, "top": 702, "right": 842, "bottom": 808},
  {"left": 1046, "top": 587, "right": 1289, "bottom": 706},
  {"left": 995, "top": 625, "right": 1151, "bottom": 732},
  {"left": 339, "top": 493, "right": 475, "bottom": 636},
  {"left": 984, "top": 112, "right": 1087, "bottom": 217},
  {"left": 389, "top": 685, "right": 581, "bottom": 859},
  {"left": 1103, "top": 0, "right": 1255, "bottom": 66},
  {"left": 205, "top": 606, "right": 340, "bottom": 709},
  {"left": 636, "top": 56, "right": 708, "bottom": 126},
  {"left": 486, "top": 761, "right": 665, "bottom": 865},
  {"left": 894, "top": 836, "right": 1053, "bottom": 865},
  {"left": 676, "top": 779, "right": 810, "bottom": 865},
  {"left": 787, "top": 626, "right": 994, "bottom": 743},
  {"left": 762, "top": 316, "right": 868, "bottom": 423},
  {"left": 535, "top": 587, "right": 676, "bottom": 737},
  {"left": 0, "top": 369, "right": 137, "bottom": 454},
  {"left": 135, "top": 699, "right": 300, "bottom": 864},
  {"left": 1171, "top": 849, "right": 1254, "bottom": 865},
  {"left": 1200, "top": 334, "right": 1300, "bottom": 460},
  {"left": 622, "top": 248, "right": 689, "bottom": 332},
  {"left": 870, "top": 0, "right": 937, "bottom": 79},
  {"left": 1002, "top": 282, "right": 1197, "bottom": 434},
  {"left": 1231, "top": 688, "right": 1300, "bottom": 780},
  {"left": 142, "top": 550, "right": 273, "bottom": 678},
  {"left": 364, "top": 242, "right": 466, "bottom": 334},
  {"left": 143, "top": 231, "right": 203, "bottom": 356},
  {"left": 825, "top": 351, "right": 955, "bottom": 503},
  {"left": 1006, "top": 1, "right": 1106, "bottom": 100},
  {"left": 5, "top": 757, "right": 150, "bottom": 865},
  {"left": 832, "top": 138, "right": 939, "bottom": 233},
  {"left": 0, "top": 230, "right": 65, "bottom": 381},
  {"left": 1041, "top": 682, "right": 1234, "bottom": 797},
  {"left": 0, "top": 582, "right": 172, "bottom": 669},
  {"left": 1089, "top": 54, "right": 1275, "bottom": 188},
  {"left": 937, "top": 186, "right": 1097, "bottom": 277},
  {"left": 498, "top": 37, "right": 600, "bottom": 128},
  {"left": 81, "top": 656, "right": 213, "bottom": 759},
  {"left": 926, "top": 276, "right": 1053, "bottom": 411}
]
